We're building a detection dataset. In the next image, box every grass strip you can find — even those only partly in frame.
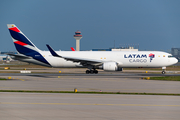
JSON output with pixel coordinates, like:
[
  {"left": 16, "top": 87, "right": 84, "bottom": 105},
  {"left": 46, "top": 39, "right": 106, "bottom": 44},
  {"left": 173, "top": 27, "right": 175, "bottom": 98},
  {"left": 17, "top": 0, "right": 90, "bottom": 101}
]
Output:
[
  {"left": 144, "top": 76, "right": 180, "bottom": 81},
  {"left": 0, "top": 78, "right": 7, "bottom": 80},
  {"left": 0, "top": 90, "right": 179, "bottom": 96}
]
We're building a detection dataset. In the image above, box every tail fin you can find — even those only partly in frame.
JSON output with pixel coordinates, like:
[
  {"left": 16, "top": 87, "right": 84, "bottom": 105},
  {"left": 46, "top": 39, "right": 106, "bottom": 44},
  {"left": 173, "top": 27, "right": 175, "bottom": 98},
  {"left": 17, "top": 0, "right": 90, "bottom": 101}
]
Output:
[
  {"left": 71, "top": 47, "right": 75, "bottom": 51},
  {"left": 7, "top": 24, "right": 40, "bottom": 56},
  {"left": 7, "top": 24, "right": 50, "bottom": 66}
]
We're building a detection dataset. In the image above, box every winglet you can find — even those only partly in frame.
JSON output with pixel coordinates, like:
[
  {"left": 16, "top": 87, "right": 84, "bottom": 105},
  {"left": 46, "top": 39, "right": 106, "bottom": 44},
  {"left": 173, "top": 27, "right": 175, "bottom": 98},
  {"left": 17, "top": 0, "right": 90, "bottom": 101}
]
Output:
[{"left": 46, "top": 44, "right": 62, "bottom": 57}]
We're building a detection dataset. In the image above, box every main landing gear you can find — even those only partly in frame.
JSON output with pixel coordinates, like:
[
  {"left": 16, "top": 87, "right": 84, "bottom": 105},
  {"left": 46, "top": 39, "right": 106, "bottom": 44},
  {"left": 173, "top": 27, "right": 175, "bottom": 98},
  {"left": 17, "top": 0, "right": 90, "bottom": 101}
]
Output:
[{"left": 86, "top": 69, "right": 98, "bottom": 74}]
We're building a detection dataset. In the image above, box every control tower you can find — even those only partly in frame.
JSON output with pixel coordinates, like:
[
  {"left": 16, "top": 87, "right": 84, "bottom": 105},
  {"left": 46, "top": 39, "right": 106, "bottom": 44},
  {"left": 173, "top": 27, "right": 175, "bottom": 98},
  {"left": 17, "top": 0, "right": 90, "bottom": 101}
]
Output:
[{"left": 74, "top": 30, "right": 82, "bottom": 51}]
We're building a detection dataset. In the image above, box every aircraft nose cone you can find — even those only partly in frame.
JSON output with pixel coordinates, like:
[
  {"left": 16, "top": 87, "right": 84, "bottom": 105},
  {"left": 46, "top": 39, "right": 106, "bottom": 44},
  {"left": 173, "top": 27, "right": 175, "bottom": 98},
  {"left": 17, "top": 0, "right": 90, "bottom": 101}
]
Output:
[
  {"left": 174, "top": 58, "right": 178, "bottom": 64},
  {"left": 172, "top": 58, "right": 178, "bottom": 64}
]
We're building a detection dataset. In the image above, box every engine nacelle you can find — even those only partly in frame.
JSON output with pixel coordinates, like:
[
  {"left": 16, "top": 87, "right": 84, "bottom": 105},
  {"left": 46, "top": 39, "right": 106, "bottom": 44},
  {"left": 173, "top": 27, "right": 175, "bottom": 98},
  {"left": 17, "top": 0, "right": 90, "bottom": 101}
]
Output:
[{"left": 103, "top": 62, "right": 123, "bottom": 71}]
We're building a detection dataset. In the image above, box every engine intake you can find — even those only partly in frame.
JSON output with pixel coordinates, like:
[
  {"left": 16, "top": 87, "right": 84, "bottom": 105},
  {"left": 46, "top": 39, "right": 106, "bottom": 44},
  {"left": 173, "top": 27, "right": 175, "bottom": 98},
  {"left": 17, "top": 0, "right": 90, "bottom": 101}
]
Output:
[{"left": 103, "top": 62, "right": 123, "bottom": 71}]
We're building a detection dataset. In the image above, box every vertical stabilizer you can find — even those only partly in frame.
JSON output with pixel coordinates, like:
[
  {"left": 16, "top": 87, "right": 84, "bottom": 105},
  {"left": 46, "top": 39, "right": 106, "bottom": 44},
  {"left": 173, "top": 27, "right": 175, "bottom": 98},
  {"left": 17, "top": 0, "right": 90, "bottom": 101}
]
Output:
[
  {"left": 7, "top": 24, "right": 50, "bottom": 66},
  {"left": 7, "top": 24, "right": 40, "bottom": 55}
]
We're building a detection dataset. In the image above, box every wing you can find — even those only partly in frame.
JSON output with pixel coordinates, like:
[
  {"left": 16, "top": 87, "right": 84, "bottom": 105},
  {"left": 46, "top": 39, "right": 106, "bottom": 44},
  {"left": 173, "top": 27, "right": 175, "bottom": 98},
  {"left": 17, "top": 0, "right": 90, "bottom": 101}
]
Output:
[{"left": 46, "top": 44, "right": 103, "bottom": 66}]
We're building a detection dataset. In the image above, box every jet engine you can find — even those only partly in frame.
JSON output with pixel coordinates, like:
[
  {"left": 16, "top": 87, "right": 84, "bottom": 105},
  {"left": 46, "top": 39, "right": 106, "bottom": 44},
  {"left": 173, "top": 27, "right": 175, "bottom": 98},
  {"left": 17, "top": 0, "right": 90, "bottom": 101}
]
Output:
[{"left": 102, "top": 62, "right": 123, "bottom": 71}]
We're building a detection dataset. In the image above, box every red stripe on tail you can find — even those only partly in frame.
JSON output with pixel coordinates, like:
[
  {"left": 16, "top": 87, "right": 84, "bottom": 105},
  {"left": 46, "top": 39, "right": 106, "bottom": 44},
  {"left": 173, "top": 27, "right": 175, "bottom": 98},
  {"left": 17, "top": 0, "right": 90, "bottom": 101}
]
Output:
[
  {"left": 14, "top": 41, "right": 28, "bottom": 46},
  {"left": 9, "top": 27, "right": 20, "bottom": 32}
]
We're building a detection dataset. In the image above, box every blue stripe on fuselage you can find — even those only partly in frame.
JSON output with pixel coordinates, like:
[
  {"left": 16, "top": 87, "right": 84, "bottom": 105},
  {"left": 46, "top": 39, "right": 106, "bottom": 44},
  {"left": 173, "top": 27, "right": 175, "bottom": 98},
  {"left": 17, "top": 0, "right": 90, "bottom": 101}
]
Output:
[{"left": 9, "top": 30, "right": 34, "bottom": 46}]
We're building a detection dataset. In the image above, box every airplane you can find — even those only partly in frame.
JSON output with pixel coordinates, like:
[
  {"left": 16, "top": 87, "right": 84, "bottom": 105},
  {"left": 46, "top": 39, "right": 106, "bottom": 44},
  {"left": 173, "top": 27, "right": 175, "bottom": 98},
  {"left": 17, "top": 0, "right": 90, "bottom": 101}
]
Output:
[{"left": 7, "top": 24, "right": 178, "bottom": 74}]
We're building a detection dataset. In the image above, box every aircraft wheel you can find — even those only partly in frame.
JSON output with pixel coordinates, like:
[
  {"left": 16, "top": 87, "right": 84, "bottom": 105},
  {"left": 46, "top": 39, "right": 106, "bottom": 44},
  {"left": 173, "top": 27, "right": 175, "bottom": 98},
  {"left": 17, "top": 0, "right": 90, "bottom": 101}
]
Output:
[
  {"left": 162, "top": 71, "right": 166, "bottom": 74},
  {"left": 86, "top": 70, "right": 90, "bottom": 74},
  {"left": 86, "top": 70, "right": 98, "bottom": 74},
  {"left": 94, "top": 70, "right": 98, "bottom": 74}
]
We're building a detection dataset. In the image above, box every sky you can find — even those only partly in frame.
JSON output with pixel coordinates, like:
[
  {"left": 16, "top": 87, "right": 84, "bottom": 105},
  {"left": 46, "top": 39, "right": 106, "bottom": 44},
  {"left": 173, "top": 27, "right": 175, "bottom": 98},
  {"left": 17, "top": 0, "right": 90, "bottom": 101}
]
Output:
[{"left": 0, "top": 0, "right": 180, "bottom": 52}]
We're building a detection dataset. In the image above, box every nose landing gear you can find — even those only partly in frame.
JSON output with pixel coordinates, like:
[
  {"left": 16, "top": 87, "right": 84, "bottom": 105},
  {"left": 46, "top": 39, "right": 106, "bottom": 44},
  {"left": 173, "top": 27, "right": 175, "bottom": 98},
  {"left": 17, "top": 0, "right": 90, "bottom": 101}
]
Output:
[
  {"left": 162, "top": 67, "right": 166, "bottom": 74},
  {"left": 162, "top": 70, "right": 166, "bottom": 74}
]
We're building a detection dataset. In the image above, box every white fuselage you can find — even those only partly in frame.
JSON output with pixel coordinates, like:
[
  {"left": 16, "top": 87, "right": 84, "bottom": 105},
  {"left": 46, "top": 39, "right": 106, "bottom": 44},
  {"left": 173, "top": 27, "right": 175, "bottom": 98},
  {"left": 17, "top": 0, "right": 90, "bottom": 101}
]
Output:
[{"left": 19, "top": 51, "right": 178, "bottom": 68}]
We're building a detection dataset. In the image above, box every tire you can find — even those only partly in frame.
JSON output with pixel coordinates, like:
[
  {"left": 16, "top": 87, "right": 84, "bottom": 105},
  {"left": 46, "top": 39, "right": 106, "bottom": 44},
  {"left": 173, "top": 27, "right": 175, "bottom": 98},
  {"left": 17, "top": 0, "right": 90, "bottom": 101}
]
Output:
[
  {"left": 94, "top": 70, "right": 98, "bottom": 74},
  {"left": 86, "top": 70, "right": 89, "bottom": 74},
  {"left": 162, "top": 71, "right": 166, "bottom": 74}
]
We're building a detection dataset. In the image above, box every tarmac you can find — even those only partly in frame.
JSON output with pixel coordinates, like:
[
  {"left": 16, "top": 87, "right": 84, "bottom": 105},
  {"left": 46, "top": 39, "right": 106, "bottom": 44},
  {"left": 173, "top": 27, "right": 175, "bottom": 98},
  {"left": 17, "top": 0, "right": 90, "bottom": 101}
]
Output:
[
  {"left": 0, "top": 68, "right": 180, "bottom": 119},
  {"left": 0, "top": 72, "right": 180, "bottom": 93},
  {"left": 0, "top": 92, "right": 180, "bottom": 120}
]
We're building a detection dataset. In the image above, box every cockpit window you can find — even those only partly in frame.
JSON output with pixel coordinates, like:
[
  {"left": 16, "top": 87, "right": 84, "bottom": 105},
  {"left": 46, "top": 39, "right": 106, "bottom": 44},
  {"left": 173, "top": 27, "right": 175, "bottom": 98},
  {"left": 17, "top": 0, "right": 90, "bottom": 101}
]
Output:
[{"left": 168, "top": 55, "right": 174, "bottom": 58}]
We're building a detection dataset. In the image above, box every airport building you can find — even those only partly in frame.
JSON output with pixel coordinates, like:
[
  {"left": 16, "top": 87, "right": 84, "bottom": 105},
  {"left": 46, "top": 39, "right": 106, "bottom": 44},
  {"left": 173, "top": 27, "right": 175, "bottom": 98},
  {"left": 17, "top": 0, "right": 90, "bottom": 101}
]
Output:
[
  {"left": 0, "top": 51, "right": 17, "bottom": 61},
  {"left": 171, "top": 48, "right": 180, "bottom": 61},
  {"left": 0, "top": 55, "right": 8, "bottom": 61},
  {"left": 0, "top": 55, "right": 12, "bottom": 61},
  {"left": 0, "top": 51, "right": 17, "bottom": 54},
  {"left": 92, "top": 47, "right": 138, "bottom": 51}
]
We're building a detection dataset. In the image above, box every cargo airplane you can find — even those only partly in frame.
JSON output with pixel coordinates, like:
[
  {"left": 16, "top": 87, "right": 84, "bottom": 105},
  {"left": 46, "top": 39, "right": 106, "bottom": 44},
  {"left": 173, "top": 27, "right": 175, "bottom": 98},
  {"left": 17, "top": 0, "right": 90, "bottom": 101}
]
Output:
[{"left": 7, "top": 24, "right": 178, "bottom": 74}]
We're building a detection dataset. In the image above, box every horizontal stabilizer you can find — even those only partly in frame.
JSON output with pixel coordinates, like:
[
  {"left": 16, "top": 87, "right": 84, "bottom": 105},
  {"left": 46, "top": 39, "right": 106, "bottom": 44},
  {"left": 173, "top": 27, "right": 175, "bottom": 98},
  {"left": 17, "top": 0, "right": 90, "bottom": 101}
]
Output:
[{"left": 8, "top": 53, "right": 32, "bottom": 59}]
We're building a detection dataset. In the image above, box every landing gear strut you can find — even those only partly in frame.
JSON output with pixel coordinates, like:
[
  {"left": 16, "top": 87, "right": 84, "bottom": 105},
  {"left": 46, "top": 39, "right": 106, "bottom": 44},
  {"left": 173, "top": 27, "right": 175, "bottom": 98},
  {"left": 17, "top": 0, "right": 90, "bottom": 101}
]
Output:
[
  {"left": 86, "top": 69, "right": 98, "bottom": 74},
  {"left": 162, "top": 67, "right": 166, "bottom": 74}
]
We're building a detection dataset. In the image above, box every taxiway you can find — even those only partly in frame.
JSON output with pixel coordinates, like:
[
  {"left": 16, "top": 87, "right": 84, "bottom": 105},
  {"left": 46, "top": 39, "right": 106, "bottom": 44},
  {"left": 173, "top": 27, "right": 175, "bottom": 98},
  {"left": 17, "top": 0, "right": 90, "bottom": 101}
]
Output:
[
  {"left": 0, "top": 73, "right": 180, "bottom": 93},
  {"left": 0, "top": 92, "right": 180, "bottom": 120}
]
